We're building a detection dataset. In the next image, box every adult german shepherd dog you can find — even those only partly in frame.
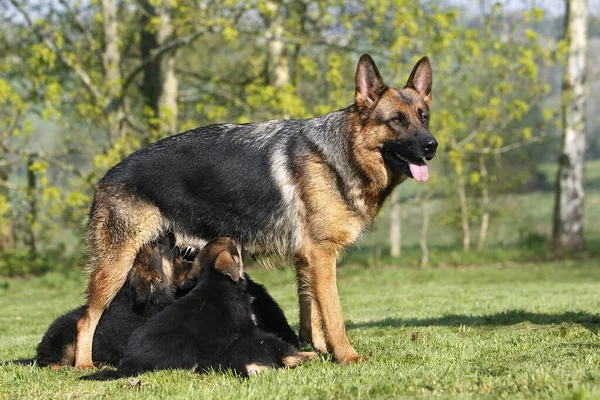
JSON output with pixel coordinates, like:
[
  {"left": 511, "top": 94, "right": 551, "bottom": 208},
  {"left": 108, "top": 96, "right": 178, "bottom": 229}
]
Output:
[{"left": 75, "top": 53, "right": 437, "bottom": 368}]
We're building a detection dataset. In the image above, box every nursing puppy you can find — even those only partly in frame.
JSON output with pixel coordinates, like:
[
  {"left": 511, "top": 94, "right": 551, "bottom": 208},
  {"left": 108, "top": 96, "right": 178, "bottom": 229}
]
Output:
[
  {"left": 177, "top": 249, "right": 300, "bottom": 348},
  {"left": 82, "top": 238, "right": 315, "bottom": 380},
  {"left": 245, "top": 275, "right": 300, "bottom": 348},
  {"left": 35, "top": 234, "right": 181, "bottom": 368}
]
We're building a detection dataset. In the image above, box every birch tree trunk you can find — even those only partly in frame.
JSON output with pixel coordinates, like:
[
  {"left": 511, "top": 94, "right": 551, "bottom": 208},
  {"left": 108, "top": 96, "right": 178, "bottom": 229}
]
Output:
[
  {"left": 266, "top": 1, "right": 290, "bottom": 89},
  {"left": 390, "top": 188, "right": 401, "bottom": 257},
  {"left": 420, "top": 193, "right": 430, "bottom": 268},
  {"left": 552, "top": 0, "right": 588, "bottom": 251},
  {"left": 0, "top": 170, "right": 14, "bottom": 252},
  {"left": 101, "top": 0, "right": 124, "bottom": 142},
  {"left": 477, "top": 155, "right": 490, "bottom": 250},
  {"left": 457, "top": 167, "right": 471, "bottom": 251}
]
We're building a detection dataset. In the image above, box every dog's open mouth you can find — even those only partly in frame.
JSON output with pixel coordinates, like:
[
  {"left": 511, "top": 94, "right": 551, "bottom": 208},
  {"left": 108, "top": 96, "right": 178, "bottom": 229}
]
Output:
[{"left": 382, "top": 149, "right": 429, "bottom": 182}]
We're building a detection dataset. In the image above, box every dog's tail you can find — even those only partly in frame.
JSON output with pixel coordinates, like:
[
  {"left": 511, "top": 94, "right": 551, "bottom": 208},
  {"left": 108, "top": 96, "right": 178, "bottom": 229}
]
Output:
[
  {"left": 2, "top": 358, "right": 36, "bottom": 366},
  {"left": 80, "top": 370, "right": 122, "bottom": 381}
]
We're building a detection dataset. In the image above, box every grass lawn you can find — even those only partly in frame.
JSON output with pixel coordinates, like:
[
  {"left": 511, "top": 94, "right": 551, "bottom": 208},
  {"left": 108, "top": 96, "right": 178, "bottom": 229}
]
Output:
[{"left": 1, "top": 261, "right": 599, "bottom": 399}]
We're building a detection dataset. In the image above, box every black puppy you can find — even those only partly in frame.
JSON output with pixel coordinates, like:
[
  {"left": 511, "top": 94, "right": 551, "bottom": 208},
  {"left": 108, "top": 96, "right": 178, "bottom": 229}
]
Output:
[
  {"left": 33, "top": 234, "right": 181, "bottom": 368},
  {"left": 177, "top": 250, "right": 300, "bottom": 348},
  {"left": 83, "top": 237, "right": 315, "bottom": 380},
  {"left": 245, "top": 275, "right": 300, "bottom": 348}
]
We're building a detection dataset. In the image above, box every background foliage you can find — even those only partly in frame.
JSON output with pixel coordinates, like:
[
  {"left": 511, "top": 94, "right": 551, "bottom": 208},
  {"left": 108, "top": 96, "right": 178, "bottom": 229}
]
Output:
[{"left": 0, "top": 0, "right": 598, "bottom": 275}]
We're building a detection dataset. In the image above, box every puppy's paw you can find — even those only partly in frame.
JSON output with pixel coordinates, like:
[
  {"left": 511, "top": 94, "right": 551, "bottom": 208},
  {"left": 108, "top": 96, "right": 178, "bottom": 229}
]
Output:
[
  {"left": 282, "top": 351, "right": 318, "bottom": 368},
  {"left": 245, "top": 363, "right": 271, "bottom": 376}
]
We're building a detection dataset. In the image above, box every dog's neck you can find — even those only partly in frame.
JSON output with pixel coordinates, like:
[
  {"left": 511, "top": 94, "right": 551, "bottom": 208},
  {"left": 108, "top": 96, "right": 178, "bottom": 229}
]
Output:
[{"left": 304, "top": 107, "right": 403, "bottom": 220}]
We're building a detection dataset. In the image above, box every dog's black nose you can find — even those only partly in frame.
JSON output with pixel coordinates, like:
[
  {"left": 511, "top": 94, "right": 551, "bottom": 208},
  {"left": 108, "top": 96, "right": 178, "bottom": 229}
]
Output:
[{"left": 423, "top": 138, "right": 438, "bottom": 160}]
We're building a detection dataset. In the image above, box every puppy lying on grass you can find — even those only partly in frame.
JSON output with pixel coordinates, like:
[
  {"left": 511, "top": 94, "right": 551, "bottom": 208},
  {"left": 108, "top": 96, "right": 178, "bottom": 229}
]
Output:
[
  {"left": 24, "top": 234, "right": 182, "bottom": 368},
  {"left": 175, "top": 248, "right": 300, "bottom": 349},
  {"left": 7, "top": 236, "right": 300, "bottom": 370},
  {"left": 82, "top": 237, "right": 315, "bottom": 380}
]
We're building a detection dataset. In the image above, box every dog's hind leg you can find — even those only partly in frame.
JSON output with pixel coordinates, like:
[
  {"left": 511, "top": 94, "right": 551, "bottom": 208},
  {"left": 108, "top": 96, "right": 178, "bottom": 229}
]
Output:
[{"left": 75, "top": 186, "right": 165, "bottom": 370}]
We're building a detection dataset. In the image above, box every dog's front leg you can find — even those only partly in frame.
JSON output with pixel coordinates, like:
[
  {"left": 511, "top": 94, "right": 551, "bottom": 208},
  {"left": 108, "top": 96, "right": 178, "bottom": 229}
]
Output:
[
  {"left": 297, "top": 243, "right": 360, "bottom": 364},
  {"left": 296, "top": 267, "right": 327, "bottom": 353}
]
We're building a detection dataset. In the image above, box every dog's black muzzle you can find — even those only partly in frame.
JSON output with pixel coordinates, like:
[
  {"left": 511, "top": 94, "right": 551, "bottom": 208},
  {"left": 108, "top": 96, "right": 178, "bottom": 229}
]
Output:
[{"left": 382, "top": 131, "right": 438, "bottom": 178}]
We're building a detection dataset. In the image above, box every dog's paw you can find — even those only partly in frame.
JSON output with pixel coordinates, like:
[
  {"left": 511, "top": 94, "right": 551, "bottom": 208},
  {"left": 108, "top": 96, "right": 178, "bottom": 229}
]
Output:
[
  {"left": 245, "top": 363, "right": 271, "bottom": 376},
  {"left": 75, "top": 363, "right": 96, "bottom": 371},
  {"left": 282, "top": 351, "right": 318, "bottom": 368},
  {"left": 335, "top": 350, "right": 368, "bottom": 365}
]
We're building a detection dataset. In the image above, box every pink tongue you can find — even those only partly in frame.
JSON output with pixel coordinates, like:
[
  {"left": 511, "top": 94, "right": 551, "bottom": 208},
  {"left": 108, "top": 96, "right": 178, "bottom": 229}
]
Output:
[{"left": 409, "top": 163, "right": 429, "bottom": 182}]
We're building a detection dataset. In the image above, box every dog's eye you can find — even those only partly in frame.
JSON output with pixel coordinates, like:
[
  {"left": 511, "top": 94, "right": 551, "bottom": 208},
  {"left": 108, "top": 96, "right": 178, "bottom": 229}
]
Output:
[
  {"left": 391, "top": 113, "right": 406, "bottom": 125},
  {"left": 421, "top": 113, "right": 429, "bottom": 123}
]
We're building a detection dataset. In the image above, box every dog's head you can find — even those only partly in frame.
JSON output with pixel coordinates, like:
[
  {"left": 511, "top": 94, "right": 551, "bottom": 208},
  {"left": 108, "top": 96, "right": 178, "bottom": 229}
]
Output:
[
  {"left": 353, "top": 54, "right": 437, "bottom": 182},
  {"left": 172, "top": 254, "right": 196, "bottom": 292},
  {"left": 129, "top": 232, "right": 177, "bottom": 303},
  {"left": 197, "top": 237, "right": 244, "bottom": 283}
]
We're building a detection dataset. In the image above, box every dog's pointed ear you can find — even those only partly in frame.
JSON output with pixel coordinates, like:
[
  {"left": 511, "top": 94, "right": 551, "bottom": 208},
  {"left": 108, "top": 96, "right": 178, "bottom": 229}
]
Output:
[
  {"left": 355, "top": 53, "right": 386, "bottom": 109},
  {"left": 214, "top": 250, "right": 241, "bottom": 282},
  {"left": 405, "top": 56, "right": 432, "bottom": 105}
]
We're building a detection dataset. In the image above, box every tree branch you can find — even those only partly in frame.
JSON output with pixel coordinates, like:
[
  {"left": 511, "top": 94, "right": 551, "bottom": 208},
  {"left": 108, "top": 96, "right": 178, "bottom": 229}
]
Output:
[
  {"left": 8, "top": 0, "right": 103, "bottom": 103},
  {"left": 57, "top": 0, "right": 102, "bottom": 61},
  {"left": 120, "top": 30, "right": 208, "bottom": 96}
]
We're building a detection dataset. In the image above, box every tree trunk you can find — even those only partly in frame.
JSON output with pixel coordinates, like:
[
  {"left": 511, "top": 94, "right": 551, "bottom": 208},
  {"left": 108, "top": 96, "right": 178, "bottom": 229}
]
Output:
[
  {"left": 101, "top": 0, "right": 124, "bottom": 142},
  {"left": 0, "top": 217, "right": 14, "bottom": 252},
  {"left": 139, "top": 0, "right": 178, "bottom": 138},
  {"left": 457, "top": 168, "right": 471, "bottom": 251},
  {"left": 266, "top": 1, "right": 290, "bottom": 89},
  {"left": 420, "top": 193, "right": 430, "bottom": 268},
  {"left": 0, "top": 170, "right": 14, "bottom": 252},
  {"left": 552, "top": 0, "right": 588, "bottom": 251},
  {"left": 390, "top": 188, "right": 401, "bottom": 257},
  {"left": 477, "top": 155, "right": 490, "bottom": 250},
  {"left": 26, "top": 157, "right": 38, "bottom": 254}
]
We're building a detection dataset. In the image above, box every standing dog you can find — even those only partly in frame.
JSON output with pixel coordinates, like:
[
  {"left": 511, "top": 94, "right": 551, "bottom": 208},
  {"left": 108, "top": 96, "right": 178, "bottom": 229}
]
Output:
[
  {"left": 76, "top": 53, "right": 436, "bottom": 368},
  {"left": 82, "top": 238, "right": 314, "bottom": 380}
]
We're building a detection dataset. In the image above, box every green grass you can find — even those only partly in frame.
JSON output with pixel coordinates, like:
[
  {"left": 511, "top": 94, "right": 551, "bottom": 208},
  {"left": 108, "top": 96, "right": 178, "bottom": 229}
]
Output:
[{"left": 2, "top": 262, "right": 600, "bottom": 399}]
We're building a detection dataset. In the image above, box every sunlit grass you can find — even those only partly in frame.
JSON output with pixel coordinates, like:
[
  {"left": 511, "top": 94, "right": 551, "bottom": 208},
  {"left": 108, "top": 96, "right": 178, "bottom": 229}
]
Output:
[{"left": 2, "top": 261, "right": 599, "bottom": 399}]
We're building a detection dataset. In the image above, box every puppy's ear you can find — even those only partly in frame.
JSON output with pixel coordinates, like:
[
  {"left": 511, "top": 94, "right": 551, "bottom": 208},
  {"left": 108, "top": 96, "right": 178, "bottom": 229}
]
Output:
[{"left": 214, "top": 250, "right": 241, "bottom": 282}]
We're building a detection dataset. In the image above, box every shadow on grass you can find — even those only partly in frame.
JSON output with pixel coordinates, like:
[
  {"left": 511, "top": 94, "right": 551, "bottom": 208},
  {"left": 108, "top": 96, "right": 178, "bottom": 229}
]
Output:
[{"left": 347, "top": 310, "right": 600, "bottom": 334}]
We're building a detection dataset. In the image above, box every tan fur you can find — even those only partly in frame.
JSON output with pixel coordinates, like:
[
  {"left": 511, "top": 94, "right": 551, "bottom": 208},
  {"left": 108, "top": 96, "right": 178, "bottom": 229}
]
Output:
[
  {"left": 245, "top": 363, "right": 271, "bottom": 376},
  {"left": 129, "top": 243, "right": 172, "bottom": 303},
  {"left": 173, "top": 257, "right": 195, "bottom": 285},
  {"left": 76, "top": 183, "right": 167, "bottom": 369},
  {"left": 214, "top": 250, "right": 242, "bottom": 282},
  {"left": 59, "top": 343, "right": 76, "bottom": 367},
  {"left": 296, "top": 268, "right": 328, "bottom": 353},
  {"left": 282, "top": 351, "right": 318, "bottom": 368}
]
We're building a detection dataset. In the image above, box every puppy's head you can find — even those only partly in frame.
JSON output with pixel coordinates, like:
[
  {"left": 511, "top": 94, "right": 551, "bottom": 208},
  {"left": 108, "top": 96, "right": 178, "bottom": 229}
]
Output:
[
  {"left": 198, "top": 237, "right": 243, "bottom": 283},
  {"left": 172, "top": 255, "right": 196, "bottom": 292},
  {"left": 129, "top": 232, "right": 177, "bottom": 302}
]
